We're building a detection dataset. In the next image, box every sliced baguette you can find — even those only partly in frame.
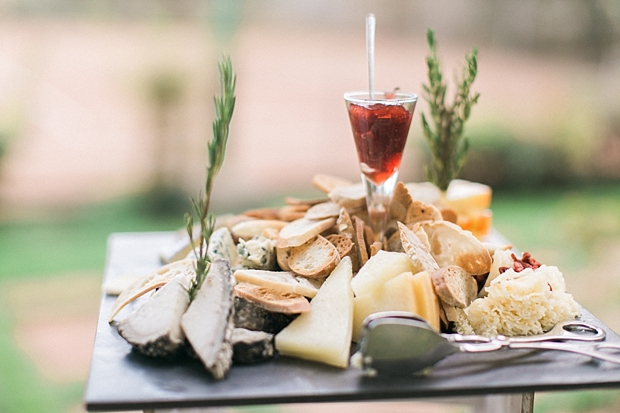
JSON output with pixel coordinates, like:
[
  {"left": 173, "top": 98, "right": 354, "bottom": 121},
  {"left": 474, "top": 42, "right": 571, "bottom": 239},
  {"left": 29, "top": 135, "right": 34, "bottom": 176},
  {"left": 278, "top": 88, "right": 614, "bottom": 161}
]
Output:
[
  {"left": 389, "top": 182, "right": 413, "bottom": 222},
  {"left": 304, "top": 201, "right": 341, "bottom": 220},
  {"left": 312, "top": 174, "right": 353, "bottom": 194},
  {"left": 398, "top": 222, "right": 439, "bottom": 273},
  {"left": 405, "top": 200, "right": 443, "bottom": 225},
  {"left": 276, "top": 217, "right": 337, "bottom": 248},
  {"left": 431, "top": 265, "right": 478, "bottom": 308},
  {"left": 232, "top": 219, "right": 287, "bottom": 241},
  {"left": 234, "top": 282, "right": 311, "bottom": 314},
  {"left": 328, "top": 182, "right": 367, "bottom": 210},
  {"left": 325, "top": 233, "right": 354, "bottom": 259},
  {"left": 233, "top": 269, "right": 321, "bottom": 298},
  {"left": 288, "top": 235, "right": 341, "bottom": 279},
  {"left": 415, "top": 220, "right": 492, "bottom": 276}
]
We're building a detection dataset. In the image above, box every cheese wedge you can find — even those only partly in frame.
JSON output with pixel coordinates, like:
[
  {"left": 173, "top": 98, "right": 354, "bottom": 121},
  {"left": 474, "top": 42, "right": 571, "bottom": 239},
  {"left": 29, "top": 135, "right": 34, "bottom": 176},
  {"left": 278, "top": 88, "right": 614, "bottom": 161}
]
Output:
[
  {"left": 275, "top": 257, "right": 354, "bottom": 368},
  {"left": 411, "top": 271, "right": 441, "bottom": 331},
  {"left": 352, "top": 271, "right": 418, "bottom": 341},
  {"left": 350, "top": 250, "right": 416, "bottom": 297}
]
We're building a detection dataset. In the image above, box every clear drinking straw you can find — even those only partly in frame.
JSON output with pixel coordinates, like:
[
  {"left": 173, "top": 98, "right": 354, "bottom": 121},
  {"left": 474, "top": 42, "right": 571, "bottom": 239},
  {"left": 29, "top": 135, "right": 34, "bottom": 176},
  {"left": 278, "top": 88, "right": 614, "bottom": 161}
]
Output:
[{"left": 366, "top": 14, "right": 375, "bottom": 99}]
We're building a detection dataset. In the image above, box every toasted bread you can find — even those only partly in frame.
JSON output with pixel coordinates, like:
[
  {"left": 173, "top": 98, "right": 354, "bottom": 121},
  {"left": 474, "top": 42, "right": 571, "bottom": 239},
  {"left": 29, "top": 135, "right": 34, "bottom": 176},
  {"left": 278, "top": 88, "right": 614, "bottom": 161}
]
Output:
[
  {"left": 288, "top": 235, "right": 341, "bottom": 279},
  {"left": 405, "top": 200, "right": 443, "bottom": 225},
  {"left": 389, "top": 182, "right": 413, "bottom": 222},
  {"left": 325, "top": 233, "right": 354, "bottom": 259},
  {"left": 415, "top": 220, "right": 492, "bottom": 276},
  {"left": 312, "top": 174, "right": 353, "bottom": 194},
  {"left": 328, "top": 182, "right": 367, "bottom": 210},
  {"left": 233, "top": 269, "right": 321, "bottom": 298},
  {"left": 232, "top": 219, "right": 287, "bottom": 241},
  {"left": 353, "top": 216, "right": 370, "bottom": 267},
  {"left": 276, "top": 217, "right": 337, "bottom": 248},
  {"left": 431, "top": 265, "right": 478, "bottom": 308},
  {"left": 234, "top": 282, "right": 311, "bottom": 314},
  {"left": 304, "top": 201, "right": 341, "bottom": 220},
  {"left": 398, "top": 222, "right": 440, "bottom": 273}
]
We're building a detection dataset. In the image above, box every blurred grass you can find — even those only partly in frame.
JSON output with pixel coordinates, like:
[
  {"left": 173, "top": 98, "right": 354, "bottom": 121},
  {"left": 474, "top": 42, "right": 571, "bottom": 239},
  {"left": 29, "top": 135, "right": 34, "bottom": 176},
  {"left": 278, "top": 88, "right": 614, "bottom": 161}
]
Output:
[{"left": 0, "top": 184, "right": 619, "bottom": 413}]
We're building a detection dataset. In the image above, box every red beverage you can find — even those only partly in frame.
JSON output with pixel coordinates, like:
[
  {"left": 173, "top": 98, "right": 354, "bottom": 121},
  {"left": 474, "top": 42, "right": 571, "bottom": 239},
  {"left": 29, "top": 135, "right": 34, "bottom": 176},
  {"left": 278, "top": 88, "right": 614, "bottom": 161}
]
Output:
[{"left": 348, "top": 102, "right": 413, "bottom": 184}]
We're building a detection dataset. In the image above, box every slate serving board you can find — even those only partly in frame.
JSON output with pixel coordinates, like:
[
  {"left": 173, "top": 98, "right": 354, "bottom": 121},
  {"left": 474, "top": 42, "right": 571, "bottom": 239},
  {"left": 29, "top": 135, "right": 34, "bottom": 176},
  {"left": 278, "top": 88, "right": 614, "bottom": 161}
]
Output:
[{"left": 84, "top": 231, "right": 620, "bottom": 412}]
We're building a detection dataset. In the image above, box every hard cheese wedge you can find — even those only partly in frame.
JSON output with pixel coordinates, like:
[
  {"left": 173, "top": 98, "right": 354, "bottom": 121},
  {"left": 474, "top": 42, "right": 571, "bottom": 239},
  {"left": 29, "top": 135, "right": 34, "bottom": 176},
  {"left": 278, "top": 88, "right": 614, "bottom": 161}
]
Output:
[
  {"left": 411, "top": 271, "right": 440, "bottom": 331},
  {"left": 352, "top": 270, "right": 441, "bottom": 341},
  {"left": 275, "top": 257, "right": 354, "bottom": 368},
  {"left": 352, "top": 271, "right": 418, "bottom": 342},
  {"left": 350, "top": 250, "right": 416, "bottom": 297}
]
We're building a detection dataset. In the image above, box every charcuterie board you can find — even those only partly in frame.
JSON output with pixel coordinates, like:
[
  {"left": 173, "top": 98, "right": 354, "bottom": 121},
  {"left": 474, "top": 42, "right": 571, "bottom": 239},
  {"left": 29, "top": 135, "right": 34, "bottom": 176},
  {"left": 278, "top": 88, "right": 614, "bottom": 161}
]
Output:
[{"left": 84, "top": 231, "right": 620, "bottom": 412}]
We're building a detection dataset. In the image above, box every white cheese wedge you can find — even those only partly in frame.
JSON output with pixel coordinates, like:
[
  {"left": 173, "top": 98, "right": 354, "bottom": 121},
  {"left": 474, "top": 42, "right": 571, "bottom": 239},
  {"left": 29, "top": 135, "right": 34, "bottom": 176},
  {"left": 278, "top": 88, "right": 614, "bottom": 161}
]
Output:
[
  {"left": 275, "top": 257, "right": 354, "bottom": 368},
  {"left": 350, "top": 250, "right": 416, "bottom": 297},
  {"left": 233, "top": 269, "right": 321, "bottom": 298}
]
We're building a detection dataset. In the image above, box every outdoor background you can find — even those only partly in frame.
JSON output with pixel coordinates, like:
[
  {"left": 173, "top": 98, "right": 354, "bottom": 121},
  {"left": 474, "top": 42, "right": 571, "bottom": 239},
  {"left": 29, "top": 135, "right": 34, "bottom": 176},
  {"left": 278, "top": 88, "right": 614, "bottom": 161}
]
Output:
[{"left": 1, "top": 1, "right": 620, "bottom": 412}]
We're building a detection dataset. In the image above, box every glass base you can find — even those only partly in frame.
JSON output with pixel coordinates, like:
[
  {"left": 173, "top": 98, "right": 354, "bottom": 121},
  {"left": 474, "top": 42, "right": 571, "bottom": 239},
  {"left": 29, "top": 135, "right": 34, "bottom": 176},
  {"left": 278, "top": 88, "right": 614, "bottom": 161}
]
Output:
[{"left": 362, "top": 172, "right": 399, "bottom": 242}]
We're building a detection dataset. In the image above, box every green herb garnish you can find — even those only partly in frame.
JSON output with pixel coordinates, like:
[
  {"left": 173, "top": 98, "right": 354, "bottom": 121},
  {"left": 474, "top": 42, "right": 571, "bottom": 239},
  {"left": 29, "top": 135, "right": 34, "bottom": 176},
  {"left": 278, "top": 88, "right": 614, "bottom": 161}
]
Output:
[
  {"left": 186, "top": 55, "right": 236, "bottom": 300},
  {"left": 421, "top": 28, "right": 480, "bottom": 191}
]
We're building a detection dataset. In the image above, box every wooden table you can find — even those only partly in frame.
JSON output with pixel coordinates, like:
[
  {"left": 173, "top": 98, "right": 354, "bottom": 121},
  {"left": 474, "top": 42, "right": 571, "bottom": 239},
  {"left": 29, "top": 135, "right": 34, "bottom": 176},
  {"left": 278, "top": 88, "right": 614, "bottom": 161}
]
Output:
[{"left": 84, "top": 232, "right": 620, "bottom": 413}]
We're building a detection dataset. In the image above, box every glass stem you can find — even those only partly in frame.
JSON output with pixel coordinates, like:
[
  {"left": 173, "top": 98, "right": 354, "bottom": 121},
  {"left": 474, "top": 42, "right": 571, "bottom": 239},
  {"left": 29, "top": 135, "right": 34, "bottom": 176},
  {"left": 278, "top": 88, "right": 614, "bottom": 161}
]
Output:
[{"left": 362, "top": 172, "right": 398, "bottom": 242}]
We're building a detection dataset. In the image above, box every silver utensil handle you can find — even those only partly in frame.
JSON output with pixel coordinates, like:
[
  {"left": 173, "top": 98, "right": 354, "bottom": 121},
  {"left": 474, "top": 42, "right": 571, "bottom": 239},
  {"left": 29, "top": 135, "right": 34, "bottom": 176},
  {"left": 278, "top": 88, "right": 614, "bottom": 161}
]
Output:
[{"left": 509, "top": 342, "right": 620, "bottom": 365}]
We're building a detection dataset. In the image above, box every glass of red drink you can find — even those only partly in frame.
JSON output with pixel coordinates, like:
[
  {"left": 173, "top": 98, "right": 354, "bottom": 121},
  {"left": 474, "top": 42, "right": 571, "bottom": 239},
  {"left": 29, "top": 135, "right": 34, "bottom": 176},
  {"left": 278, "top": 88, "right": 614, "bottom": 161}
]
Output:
[{"left": 344, "top": 91, "right": 417, "bottom": 241}]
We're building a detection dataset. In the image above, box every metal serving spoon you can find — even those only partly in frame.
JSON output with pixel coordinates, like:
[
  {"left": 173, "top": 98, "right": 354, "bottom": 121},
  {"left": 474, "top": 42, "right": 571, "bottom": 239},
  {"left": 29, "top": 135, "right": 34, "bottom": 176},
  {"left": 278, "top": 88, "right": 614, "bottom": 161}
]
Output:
[{"left": 352, "top": 311, "right": 620, "bottom": 376}]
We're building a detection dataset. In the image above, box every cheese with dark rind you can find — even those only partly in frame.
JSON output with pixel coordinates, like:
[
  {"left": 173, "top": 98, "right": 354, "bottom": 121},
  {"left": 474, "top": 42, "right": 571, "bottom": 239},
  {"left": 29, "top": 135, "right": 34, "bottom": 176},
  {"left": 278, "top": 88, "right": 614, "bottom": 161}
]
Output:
[
  {"left": 181, "top": 258, "right": 235, "bottom": 380},
  {"left": 232, "top": 328, "right": 275, "bottom": 364}
]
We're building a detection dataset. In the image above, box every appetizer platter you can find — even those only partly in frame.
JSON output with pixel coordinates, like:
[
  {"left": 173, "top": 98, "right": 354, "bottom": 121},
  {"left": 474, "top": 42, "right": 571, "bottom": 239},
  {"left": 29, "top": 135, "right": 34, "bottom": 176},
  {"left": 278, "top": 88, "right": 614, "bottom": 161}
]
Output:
[
  {"left": 85, "top": 25, "right": 620, "bottom": 412},
  {"left": 84, "top": 177, "right": 620, "bottom": 411}
]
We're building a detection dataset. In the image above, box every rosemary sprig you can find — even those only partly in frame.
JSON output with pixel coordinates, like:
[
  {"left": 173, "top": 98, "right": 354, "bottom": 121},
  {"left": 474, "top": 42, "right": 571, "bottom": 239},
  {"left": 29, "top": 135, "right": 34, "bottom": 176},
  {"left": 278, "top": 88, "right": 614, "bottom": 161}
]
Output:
[
  {"left": 421, "top": 28, "right": 480, "bottom": 191},
  {"left": 186, "top": 55, "right": 236, "bottom": 300}
]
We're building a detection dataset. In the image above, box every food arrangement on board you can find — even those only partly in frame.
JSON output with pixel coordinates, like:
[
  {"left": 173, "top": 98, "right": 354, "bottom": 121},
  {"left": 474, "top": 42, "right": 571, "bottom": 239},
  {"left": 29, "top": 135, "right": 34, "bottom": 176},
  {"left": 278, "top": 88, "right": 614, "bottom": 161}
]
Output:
[
  {"left": 102, "top": 24, "right": 582, "bottom": 381},
  {"left": 105, "top": 173, "right": 580, "bottom": 378}
]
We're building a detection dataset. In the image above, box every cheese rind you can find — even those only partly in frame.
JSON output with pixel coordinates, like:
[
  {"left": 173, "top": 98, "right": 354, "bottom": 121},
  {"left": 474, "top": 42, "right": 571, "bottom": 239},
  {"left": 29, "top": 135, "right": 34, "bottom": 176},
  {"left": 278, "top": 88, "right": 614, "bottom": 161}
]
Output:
[{"left": 275, "top": 257, "right": 354, "bottom": 368}]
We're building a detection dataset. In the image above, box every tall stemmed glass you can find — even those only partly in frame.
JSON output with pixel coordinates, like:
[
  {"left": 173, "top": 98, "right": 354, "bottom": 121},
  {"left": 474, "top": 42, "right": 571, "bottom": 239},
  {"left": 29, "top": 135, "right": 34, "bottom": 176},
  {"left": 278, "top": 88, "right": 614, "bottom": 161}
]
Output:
[{"left": 344, "top": 91, "right": 417, "bottom": 241}]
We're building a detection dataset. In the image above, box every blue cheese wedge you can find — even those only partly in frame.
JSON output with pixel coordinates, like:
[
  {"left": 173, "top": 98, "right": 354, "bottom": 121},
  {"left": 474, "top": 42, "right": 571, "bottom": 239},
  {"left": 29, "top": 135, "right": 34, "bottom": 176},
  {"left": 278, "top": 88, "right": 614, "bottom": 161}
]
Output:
[
  {"left": 237, "top": 236, "right": 277, "bottom": 270},
  {"left": 208, "top": 227, "right": 239, "bottom": 266}
]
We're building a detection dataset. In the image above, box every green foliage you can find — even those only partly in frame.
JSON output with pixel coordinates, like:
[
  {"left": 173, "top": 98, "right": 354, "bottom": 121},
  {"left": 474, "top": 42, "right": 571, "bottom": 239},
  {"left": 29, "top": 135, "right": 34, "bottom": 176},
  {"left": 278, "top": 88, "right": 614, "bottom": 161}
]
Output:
[
  {"left": 186, "top": 55, "right": 236, "bottom": 300},
  {"left": 421, "top": 28, "right": 480, "bottom": 191}
]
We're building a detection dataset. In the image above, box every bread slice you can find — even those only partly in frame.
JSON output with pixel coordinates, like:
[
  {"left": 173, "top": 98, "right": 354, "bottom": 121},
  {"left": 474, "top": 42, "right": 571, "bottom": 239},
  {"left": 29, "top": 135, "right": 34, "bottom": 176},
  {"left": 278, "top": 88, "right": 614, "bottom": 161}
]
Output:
[
  {"left": 404, "top": 200, "right": 443, "bottom": 225},
  {"left": 398, "top": 222, "right": 439, "bottom": 273},
  {"left": 389, "top": 182, "right": 413, "bottom": 222},
  {"left": 234, "top": 282, "right": 311, "bottom": 314},
  {"left": 431, "top": 265, "right": 478, "bottom": 308},
  {"left": 415, "top": 220, "right": 492, "bottom": 276},
  {"left": 304, "top": 201, "right": 341, "bottom": 220},
  {"left": 312, "top": 174, "right": 353, "bottom": 194},
  {"left": 328, "top": 182, "right": 367, "bottom": 210},
  {"left": 325, "top": 233, "right": 353, "bottom": 259},
  {"left": 232, "top": 219, "right": 287, "bottom": 241},
  {"left": 353, "top": 216, "right": 370, "bottom": 267},
  {"left": 288, "top": 235, "right": 341, "bottom": 279},
  {"left": 276, "top": 217, "right": 337, "bottom": 248},
  {"left": 233, "top": 269, "right": 321, "bottom": 298}
]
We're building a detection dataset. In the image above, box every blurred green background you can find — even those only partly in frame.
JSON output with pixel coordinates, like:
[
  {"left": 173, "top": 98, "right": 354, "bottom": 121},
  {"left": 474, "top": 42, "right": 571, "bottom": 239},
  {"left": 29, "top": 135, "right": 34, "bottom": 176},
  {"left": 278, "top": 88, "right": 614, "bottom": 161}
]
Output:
[{"left": 1, "top": 1, "right": 620, "bottom": 412}]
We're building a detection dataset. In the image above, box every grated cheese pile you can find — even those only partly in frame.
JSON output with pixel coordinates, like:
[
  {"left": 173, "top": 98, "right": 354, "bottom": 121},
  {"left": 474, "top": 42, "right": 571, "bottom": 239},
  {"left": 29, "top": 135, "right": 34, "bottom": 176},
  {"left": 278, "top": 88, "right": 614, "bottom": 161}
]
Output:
[{"left": 457, "top": 250, "right": 580, "bottom": 337}]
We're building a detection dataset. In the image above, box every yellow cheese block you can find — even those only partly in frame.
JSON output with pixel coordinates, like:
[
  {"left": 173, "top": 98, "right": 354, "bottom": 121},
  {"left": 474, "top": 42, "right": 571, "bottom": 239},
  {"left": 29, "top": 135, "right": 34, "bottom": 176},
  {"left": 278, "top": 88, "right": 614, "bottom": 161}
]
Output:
[
  {"left": 350, "top": 250, "right": 416, "bottom": 297},
  {"left": 275, "top": 257, "right": 354, "bottom": 368},
  {"left": 444, "top": 179, "right": 492, "bottom": 214},
  {"left": 352, "top": 270, "right": 441, "bottom": 341},
  {"left": 411, "top": 271, "right": 440, "bottom": 331},
  {"left": 352, "top": 271, "right": 418, "bottom": 342}
]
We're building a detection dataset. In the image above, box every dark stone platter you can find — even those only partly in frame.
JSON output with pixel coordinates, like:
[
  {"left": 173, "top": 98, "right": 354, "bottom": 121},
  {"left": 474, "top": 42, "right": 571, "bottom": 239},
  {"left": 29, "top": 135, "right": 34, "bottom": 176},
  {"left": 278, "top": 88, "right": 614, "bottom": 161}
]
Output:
[{"left": 84, "top": 232, "right": 620, "bottom": 412}]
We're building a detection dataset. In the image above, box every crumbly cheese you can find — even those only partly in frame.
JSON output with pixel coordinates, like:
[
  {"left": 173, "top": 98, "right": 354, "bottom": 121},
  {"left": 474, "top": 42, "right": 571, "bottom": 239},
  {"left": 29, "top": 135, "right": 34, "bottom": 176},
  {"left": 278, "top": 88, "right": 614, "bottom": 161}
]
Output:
[
  {"left": 459, "top": 264, "right": 580, "bottom": 337},
  {"left": 237, "top": 236, "right": 277, "bottom": 270}
]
